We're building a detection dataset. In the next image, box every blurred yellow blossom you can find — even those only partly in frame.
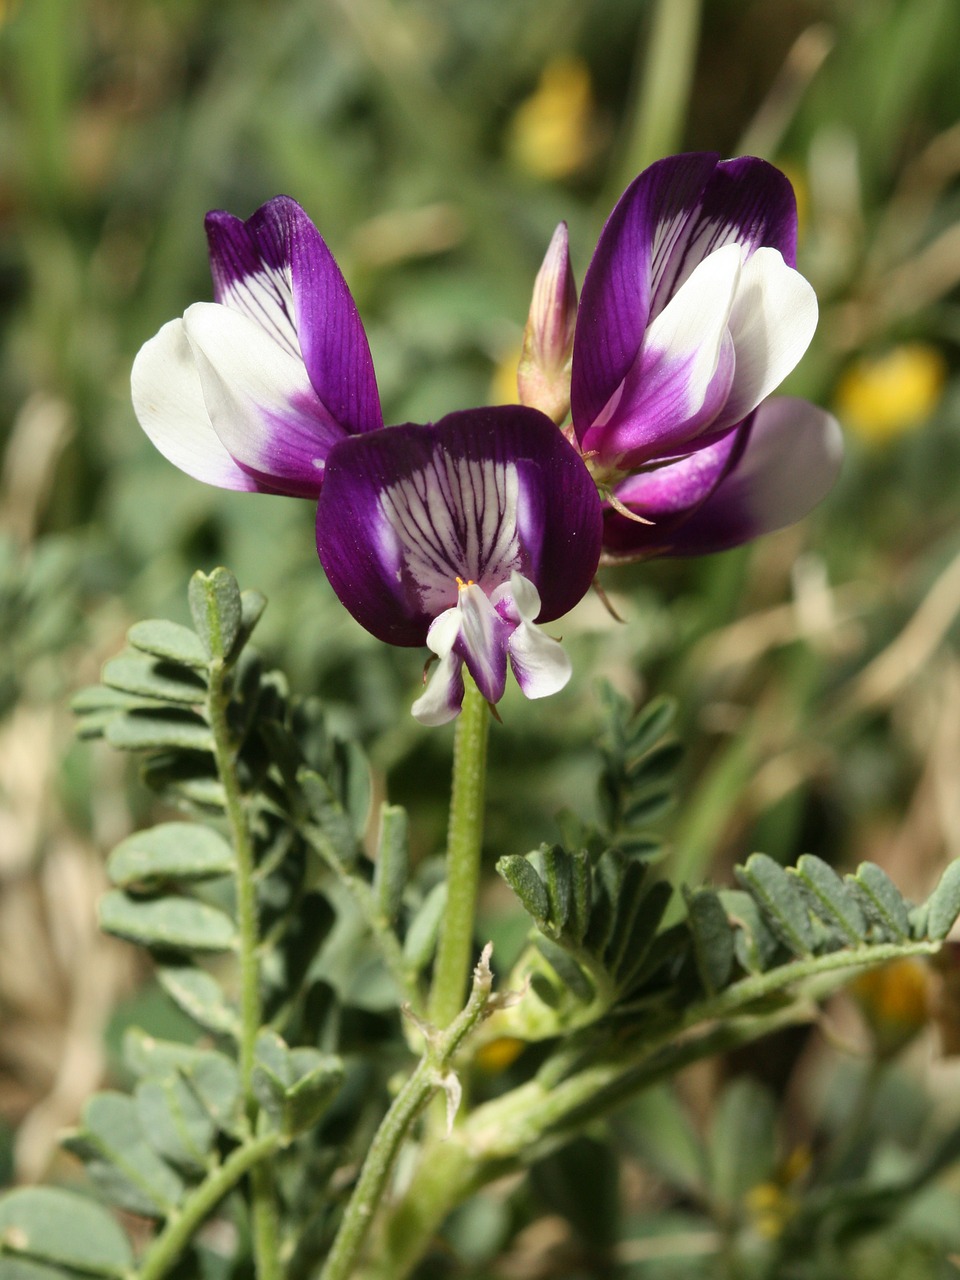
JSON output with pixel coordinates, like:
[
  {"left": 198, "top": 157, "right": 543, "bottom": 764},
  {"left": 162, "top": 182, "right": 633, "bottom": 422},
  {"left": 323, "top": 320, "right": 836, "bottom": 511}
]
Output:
[
  {"left": 850, "top": 955, "right": 933, "bottom": 1057},
  {"left": 744, "top": 1146, "right": 810, "bottom": 1240},
  {"left": 474, "top": 1035, "right": 526, "bottom": 1073},
  {"left": 506, "top": 57, "right": 601, "bottom": 180},
  {"left": 836, "top": 344, "right": 947, "bottom": 444},
  {"left": 490, "top": 342, "right": 523, "bottom": 407}
]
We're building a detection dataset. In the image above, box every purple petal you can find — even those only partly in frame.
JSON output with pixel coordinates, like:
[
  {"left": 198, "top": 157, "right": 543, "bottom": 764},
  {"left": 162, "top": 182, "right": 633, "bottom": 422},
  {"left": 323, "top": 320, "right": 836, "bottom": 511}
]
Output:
[
  {"left": 572, "top": 153, "right": 799, "bottom": 446},
  {"left": 572, "top": 153, "right": 718, "bottom": 440},
  {"left": 315, "top": 406, "right": 603, "bottom": 647},
  {"left": 205, "top": 196, "right": 382, "bottom": 436},
  {"left": 183, "top": 302, "right": 345, "bottom": 498},
  {"left": 131, "top": 318, "right": 262, "bottom": 493},
  {"left": 580, "top": 242, "right": 740, "bottom": 466},
  {"left": 607, "top": 397, "right": 842, "bottom": 559},
  {"left": 602, "top": 425, "right": 748, "bottom": 558}
]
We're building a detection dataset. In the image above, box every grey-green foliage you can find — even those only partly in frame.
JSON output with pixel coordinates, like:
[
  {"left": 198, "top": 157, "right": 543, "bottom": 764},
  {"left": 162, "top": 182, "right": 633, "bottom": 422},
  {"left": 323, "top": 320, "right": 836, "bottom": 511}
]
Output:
[
  {"left": 498, "top": 691, "right": 960, "bottom": 1029},
  {"left": 1, "top": 568, "right": 424, "bottom": 1278}
]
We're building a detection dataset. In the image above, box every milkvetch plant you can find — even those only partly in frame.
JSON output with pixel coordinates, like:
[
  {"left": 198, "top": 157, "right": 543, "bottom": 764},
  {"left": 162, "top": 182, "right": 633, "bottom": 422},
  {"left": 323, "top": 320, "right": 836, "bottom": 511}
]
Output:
[{"left": 4, "top": 154, "right": 959, "bottom": 1280}]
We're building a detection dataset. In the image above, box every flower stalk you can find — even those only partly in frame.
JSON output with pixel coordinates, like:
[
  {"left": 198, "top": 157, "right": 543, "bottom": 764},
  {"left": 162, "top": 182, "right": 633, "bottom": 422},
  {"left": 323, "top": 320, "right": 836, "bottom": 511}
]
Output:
[{"left": 428, "top": 675, "right": 491, "bottom": 1029}]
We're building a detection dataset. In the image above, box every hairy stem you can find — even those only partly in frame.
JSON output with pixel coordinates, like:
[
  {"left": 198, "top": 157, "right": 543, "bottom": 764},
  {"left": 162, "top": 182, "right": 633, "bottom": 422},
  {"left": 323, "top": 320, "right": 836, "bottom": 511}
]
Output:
[
  {"left": 138, "top": 1134, "right": 281, "bottom": 1280},
  {"left": 429, "top": 676, "right": 490, "bottom": 1029},
  {"left": 318, "top": 948, "right": 497, "bottom": 1280},
  {"left": 204, "top": 595, "right": 281, "bottom": 1280}
]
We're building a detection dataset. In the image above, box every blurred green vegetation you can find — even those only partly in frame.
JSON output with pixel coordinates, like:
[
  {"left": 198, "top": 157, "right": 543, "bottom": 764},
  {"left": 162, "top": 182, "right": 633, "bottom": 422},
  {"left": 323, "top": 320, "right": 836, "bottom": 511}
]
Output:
[{"left": 3, "top": 0, "right": 960, "bottom": 1274}]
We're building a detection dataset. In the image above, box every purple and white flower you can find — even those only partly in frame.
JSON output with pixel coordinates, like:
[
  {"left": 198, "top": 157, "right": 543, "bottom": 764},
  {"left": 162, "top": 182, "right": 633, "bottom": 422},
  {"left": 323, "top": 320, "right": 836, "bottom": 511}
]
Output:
[
  {"left": 131, "top": 195, "right": 382, "bottom": 497},
  {"left": 315, "top": 407, "right": 603, "bottom": 725},
  {"left": 570, "top": 152, "right": 842, "bottom": 559}
]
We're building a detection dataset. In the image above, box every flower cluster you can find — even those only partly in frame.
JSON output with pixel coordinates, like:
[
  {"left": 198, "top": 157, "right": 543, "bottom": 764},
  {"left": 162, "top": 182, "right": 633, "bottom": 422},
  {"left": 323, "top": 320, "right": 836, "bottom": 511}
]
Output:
[{"left": 132, "top": 154, "right": 841, "bottom": 722}]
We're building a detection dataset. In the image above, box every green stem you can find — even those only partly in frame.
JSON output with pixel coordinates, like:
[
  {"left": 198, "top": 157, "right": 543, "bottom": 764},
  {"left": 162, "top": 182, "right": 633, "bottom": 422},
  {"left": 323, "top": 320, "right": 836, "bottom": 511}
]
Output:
[
  {"left": 304, "top": 827, "right": 422, "bottom": 1012},
  {"left": 138, "top": 1135, "right": 281, "bottom": 1280},
  {"left": 612, "top": 0, "right": 701, "bottom": 193},
  {"left": 204, "top": 605, "right": 281, "bottom": 1280},
  {"left": 358, "top": 938, "right": 942, "bottom": 1278},
  {"left": 429, "top": 676, "right": 490, "bottom": 1028},
  {"left": 208, "top": 659, "right": 261, "bottom": 1100},
  {"left": 318, "top": 949, "right": 496, "bottom": 1280}
]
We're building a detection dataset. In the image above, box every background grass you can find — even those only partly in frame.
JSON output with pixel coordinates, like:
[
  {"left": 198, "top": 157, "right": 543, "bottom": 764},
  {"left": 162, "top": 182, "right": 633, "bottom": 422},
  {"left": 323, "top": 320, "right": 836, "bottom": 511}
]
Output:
[{"left": 2, "top": 0, "right": 960, "bottom": 1274}]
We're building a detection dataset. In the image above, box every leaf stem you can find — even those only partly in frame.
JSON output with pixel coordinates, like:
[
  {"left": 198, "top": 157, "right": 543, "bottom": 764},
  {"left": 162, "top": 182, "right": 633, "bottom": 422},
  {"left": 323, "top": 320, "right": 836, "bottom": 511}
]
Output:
[
  {"left": 428, "top": 676, "right": 490, "bottom": 1029},
  {"left": 138, "top": 1134, "right": 281, "bottom": 1280},
  {"left": 318, "top": 948, "right": 497, "bottom": 1280}
]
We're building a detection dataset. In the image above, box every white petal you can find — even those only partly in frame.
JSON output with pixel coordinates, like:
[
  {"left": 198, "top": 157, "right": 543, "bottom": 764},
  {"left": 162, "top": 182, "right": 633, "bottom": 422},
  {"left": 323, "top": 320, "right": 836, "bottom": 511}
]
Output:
[
  {"left": 130, "top": 319, "right": 258, "bottom": 491},
  {"left": 640, "top": 241, "right": 742, "bottom": 417},
  {"left": 183, "top": 302, "right": 342, "bottom": 496},
  {"left": 506, "top": 571, "right": 542, "bottom": 624},
  {"left": 411, "top": 650, "right": 464, "bottom": 725},
  {"left": 507, "top": 623, "right": 572, "bottom": 700},
  {"left": 715, "top": 247, "right": 818, "bottom": 430}
]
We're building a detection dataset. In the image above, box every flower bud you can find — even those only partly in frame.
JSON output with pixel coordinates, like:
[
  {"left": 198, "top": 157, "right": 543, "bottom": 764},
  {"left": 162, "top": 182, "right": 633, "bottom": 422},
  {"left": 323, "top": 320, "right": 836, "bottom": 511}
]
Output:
[{"left": 518, "top": 222, "right": 578, "bottom": 424}]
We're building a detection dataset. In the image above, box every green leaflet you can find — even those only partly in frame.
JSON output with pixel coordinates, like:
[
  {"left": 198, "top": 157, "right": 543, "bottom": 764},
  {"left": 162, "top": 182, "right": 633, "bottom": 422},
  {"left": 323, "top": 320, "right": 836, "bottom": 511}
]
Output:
[
  {"left": 99, "top": 891, "right": 237, "bottom": 953},
  {"left": 0, "top": 1188, "right": 134, "bottom": 1277}
]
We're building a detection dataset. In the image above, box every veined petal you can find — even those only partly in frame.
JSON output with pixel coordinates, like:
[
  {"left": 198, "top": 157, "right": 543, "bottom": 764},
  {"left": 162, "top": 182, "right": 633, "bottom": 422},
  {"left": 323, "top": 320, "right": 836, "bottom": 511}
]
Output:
[
  {"left": 710, "top": 247, "right": 818, "bottom": 432},
  {"left": 184, "top": 302, "right": 345, "bottom": 497},
  {"left": 206, "top": 197, "right": 383, "bottom": 435},
  {"left": 571, "top": 153, "right": 798, "bottom": 442},
  {"left": 572, "top": 154, "right": 718, "bottom": 439},
  {"left": 131, "top": 318, "right": 260, "bottom": 492},
  {"left": 643, "top": 397, "right": 843, "bottom": 556},
  {"left": 581, "top": 244, "right": 741, "bottom": 465},
  {"left": 315, "top": 407, "right": 603, "bottom": 647}
]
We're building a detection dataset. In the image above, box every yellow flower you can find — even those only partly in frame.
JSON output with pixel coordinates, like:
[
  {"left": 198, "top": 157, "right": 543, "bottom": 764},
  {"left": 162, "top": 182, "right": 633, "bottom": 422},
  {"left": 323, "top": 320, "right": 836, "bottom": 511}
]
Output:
[
  {"left": 506, "top": 57, "right": 600, "bottom": 181},
  {"left": 474, "top": 1036, "right": 526, "bottom": 1073},
  {"left": 850, "top": 956, "right": 933, "bottom": 1057},
  {"left": 835, "top": 344, "right": 947, "bottom": 445},
  {"left": 489, "top": 342, "right": 523, "bottom": 407}
]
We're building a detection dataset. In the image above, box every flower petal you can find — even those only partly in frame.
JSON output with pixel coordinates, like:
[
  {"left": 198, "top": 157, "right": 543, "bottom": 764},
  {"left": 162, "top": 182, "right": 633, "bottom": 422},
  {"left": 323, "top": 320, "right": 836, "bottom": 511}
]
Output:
[
  {"left": 580, "top": 243, "right": 741, "bottom": 466},
  {"left": 453, "top": 583, "right": 509, "bottom": 704},
  {"left": 503, "top": 574, "right": 572, "bottom": 699},
  {"left": 131, "top": 318, "right": 261, "bottom": 492},
  {"left": 508, "top": 623, "right": 572, "bottom": 700},
  {"left": 206, "top": 197, "right": 382, "bottom": 436},
  {"left": 412, "top": 611, "right": 465, "bottom": 726},
  {"left": 315, "top": 406, "right": 603, "bottom": 647},
  {"left": 572, "top": 152, "right": 718, "bottom": 439},
  {"left": 710, "top": 247, "right": 818, "bottom": 432},
  {"left": 572, "top": 153, "right": 799, "bottom": 443},
  {"left": 601, "top": 426, "right": 747, "bottom": 558},
  {"left": 636, "top": 397, "right": 843, "bottom": 557},
  {"left": 183, "top": 301, "right": 346, "bottom": 497}
]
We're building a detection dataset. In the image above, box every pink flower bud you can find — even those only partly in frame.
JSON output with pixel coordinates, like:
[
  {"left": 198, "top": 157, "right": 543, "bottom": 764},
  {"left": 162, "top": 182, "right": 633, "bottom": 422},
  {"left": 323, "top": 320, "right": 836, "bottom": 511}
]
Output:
[{"left": 518, "top": 223, "right": 578, "bottom": 424}]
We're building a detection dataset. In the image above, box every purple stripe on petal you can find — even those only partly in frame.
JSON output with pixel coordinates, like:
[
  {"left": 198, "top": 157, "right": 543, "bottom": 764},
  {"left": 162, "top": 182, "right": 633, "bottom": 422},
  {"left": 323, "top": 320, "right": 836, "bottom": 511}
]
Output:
[
  {"left": 315, "top": 406, "right": 603, "bottom": 647},
  {"left": 206, "top": 196, "right": 383, "bottom": 437},
  {"left": 572, "top": 153, "right": 719, "bottom": 440},
  {"left": 184, "top": 302, "right": 345, "bottom": 499},
  {"left": 581, "top": 242, "right": 741, "bottom": 465}
]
